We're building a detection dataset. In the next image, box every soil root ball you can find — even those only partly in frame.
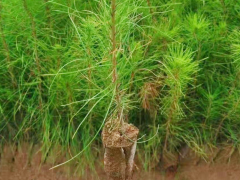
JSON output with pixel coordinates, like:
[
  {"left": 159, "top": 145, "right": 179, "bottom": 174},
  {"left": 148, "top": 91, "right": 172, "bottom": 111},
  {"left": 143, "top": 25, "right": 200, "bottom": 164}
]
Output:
[{"left": 102, "top": 121, "right": 139, "bottom": 180}]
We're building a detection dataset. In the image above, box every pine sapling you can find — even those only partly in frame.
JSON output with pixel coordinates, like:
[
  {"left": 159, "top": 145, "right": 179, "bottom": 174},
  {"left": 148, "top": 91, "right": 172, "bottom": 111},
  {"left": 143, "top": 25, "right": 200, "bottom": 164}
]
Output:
[
  {"left": 101, "top": 0, "right": 139, "bottom": 179},
  {"left": 161, "top": 45, "right": 198, "bottom": 168}
]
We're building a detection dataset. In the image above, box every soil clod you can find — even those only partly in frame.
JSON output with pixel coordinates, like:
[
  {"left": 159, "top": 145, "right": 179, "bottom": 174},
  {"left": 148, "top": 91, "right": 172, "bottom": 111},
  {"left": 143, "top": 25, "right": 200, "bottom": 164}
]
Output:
[{"left": 102, "top": 121, "right": 139, "bottom": 180}]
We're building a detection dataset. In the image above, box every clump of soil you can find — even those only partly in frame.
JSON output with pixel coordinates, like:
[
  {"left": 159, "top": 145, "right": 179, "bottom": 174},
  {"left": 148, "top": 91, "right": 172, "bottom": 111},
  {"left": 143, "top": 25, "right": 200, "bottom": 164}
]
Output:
[{"left": 102, "top": 121, "right": 139, "bottom": 180}]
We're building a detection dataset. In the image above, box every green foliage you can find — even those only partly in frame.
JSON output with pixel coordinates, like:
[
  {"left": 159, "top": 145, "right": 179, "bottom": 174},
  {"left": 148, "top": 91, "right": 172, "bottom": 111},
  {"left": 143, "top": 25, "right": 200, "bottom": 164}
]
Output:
[
  {"left": 161, "top": 45, "right": 199, "bottom": 152},
  {"left": 1, "top": 0, "right": 240, "bottom": 173}
]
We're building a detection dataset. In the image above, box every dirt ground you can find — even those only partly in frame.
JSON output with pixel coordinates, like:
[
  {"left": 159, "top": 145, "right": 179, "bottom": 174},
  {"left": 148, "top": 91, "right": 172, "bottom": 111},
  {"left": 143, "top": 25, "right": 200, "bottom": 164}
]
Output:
[{"left": 1, "top": 144, "right": 240, "bottom": 180}]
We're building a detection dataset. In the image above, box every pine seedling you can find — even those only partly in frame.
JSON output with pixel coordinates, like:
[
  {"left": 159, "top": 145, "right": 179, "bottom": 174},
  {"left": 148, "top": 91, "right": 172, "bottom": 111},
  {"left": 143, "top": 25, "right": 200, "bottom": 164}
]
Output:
[
  {"left": 215, "top": 29, "right": 240, "bottom": 142},
  {"left": 161, "top": 44, "right": 199, "bottom": 152},
  {"left": 184, "top": 13, "right": 210, "bottom": 60},
  {"left": 197, "top": 78, "right": 226, "bottom": 144}
]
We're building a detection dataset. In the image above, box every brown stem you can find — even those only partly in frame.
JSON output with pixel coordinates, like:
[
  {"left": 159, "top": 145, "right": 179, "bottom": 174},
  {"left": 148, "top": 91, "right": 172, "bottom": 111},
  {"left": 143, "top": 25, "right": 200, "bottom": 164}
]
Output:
[
  {"left": 111, "top": 0, "right": 117, "bottom": 84},
  {"left": 146, "top": 0, "right": 156, "bottom": 22},
  {"left": 0, "top": 1, "right": 17, "bottom": 88},
  {"left": 214, "top": 71, "right": 240, "bottom": 140},
  {"left": 146, "top": 0, "right": 153, "bottom": 14},
  {"left": 44, "top": 0, "right": 53, "bottom": 35},
  {"left": 66, "top": 82, "right": 74, "bottom": 116},
  {"left": 87, "top": 47, "right": 93, "bottom": 131},
  {"left": 215, "top": 98, "right": 240, "bottom": 140},
  {"left": 111, "top": 0, "right": 121, "bottom": 123},
  {"left": 215, "top": 114, "right": 228, "bottom": 140},
  {"left": 220, "top": 0, "right": 227, "bottom": 20},
  {"left": 163, "top": 88, "right": 180, "bottom": 152},
  {"left": 66, "top": 0, "right": 71, "bottom": 7},
  {"left": 23, "top": 0, "right": 43, "bottom": 109}
]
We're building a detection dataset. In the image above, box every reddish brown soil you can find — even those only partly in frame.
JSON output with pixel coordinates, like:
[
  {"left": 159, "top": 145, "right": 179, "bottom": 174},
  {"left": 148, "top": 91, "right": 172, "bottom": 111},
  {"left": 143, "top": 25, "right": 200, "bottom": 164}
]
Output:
[{"left": 1, "top": 144, "right": 240, "bottom": 180}]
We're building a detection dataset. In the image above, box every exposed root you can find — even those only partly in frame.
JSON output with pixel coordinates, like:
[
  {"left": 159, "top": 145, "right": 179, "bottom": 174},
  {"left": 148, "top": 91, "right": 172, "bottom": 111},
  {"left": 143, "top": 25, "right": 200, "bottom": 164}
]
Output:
[{"left": 124, "top": 141, "right": 137, "bottom": 180}]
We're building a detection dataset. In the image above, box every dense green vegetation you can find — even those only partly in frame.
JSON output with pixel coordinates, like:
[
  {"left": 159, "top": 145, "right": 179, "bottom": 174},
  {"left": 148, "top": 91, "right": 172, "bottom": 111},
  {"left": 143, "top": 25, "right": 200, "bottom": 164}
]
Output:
[{"left": 1, "top": 0, "right": 240, "bottom": 175}]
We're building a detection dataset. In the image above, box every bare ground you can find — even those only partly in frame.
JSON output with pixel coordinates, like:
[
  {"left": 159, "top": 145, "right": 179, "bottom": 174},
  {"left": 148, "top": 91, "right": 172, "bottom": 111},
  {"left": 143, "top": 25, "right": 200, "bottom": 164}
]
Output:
[{"left": 1, "top": 143, "right": 240, "bottom": 180}]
